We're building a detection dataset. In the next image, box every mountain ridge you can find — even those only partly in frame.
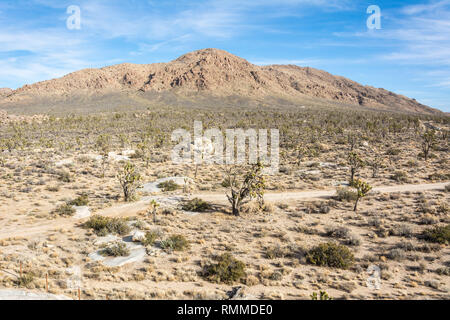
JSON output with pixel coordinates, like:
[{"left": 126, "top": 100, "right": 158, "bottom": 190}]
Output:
[{"left": 0, "top": 48, "right": 441, "bottom": 114}]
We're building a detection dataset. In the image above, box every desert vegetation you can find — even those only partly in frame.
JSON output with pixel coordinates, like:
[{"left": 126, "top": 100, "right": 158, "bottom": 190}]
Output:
[{"left": 0, "top": 103, "right": 448, "bottom": 300}]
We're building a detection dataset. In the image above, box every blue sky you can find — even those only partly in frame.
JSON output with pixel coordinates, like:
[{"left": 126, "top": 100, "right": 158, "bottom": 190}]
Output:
[{"left": 0, "top": 0, "right": 449, "bottom": 111}]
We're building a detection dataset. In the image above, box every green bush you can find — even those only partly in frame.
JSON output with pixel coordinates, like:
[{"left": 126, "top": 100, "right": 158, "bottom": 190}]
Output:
[
  {"left": 182, "top": 198, "right": 212, "bottom": 212},
  {"left": 265, "top": 244, "right": 288, "bottom": 259},
  {"left": 84, "top": 215, "right": 131, "bottom": 236},
  {"left": 203, "top": 253, "right": 246, "bottom": 284},
  {"left": 422, "top": 225, "right": 450, "bottom": 244},
  {"left": 57, "top": 170, "right": 72, "bottom": 183},
  {"left": 160, "top": 234, "right": 189, "bottom": 252},
  {"left": 53, "top": 203, "right": 75, "bottom": 216},
  {"left": 306, "top": 242, "right": 354, "bottom": 269},
  {"left": 142, "top": 231, "right": 159, "bottom": 246},
  {"left": 100, "top": 242, "right": 130, "bottom": 257},
  {"left": 157, "top": 180, "right": 179, "bottom": 192},
  {"left": 14, "top": 272, "right": 35, "bottom": 288},
  {"left": 68, "top": 194, "right": 89, "bottom": 206},
  {"left": 391, "top": 171, "right": 408, "bottom": 182},
  {"left": 335, "top": 187, "right": 357, "bottom": 202}
]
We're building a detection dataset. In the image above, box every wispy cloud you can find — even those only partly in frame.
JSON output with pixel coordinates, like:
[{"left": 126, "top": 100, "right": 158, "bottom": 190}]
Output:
[{"left": 0, "top": 0, "right": 352, "bottom": 88}]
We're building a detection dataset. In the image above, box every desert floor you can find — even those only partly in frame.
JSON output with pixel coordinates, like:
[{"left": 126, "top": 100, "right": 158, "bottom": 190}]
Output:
[{"left": 0, "top": 106, "right": 448, "bottom": 300}]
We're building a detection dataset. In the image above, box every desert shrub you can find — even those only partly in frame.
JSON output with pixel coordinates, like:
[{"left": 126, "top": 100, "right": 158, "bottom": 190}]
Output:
[
  {"left": 142, "top": 231, "right": 159, "bottom": 246},
  {"left": 14, "top": 272, "right": 35, "bottom": 288},
  {"left": 306, "top": 242, "right": 354, "bottom": 269},
  {"left": 388, "top": 248, "right": 406, "bottom": 261},
  {"left": 100, "top": 242, "right": 130, "bottom": 257},
  {"left": 445, "top": 184, "right": 450, "bottom": 192},
  {"left": 335, "top": 187, "right": 357, "bottom": 202},
  {"left": 57, "top": 170, "right": 72, "bottom": 183},
  {"left": 386, "top": 147, "right": 401, "bottom": 156},
  {"left": 84, "top": 215, "right": 131, "bottom": 236},
  {"left": 52, "top": 203, "right": 75, "bottom": 216},
  {"left": 422, "top": 225, "right": 450, "bottom": 244},
  {"left": 203, "top": 253, "right": 246, "bottom": 284},
  {"left": 265, "top": 244, "right": 288, "bottom": 259},
  {"left": 304, "top": 201, "right": 331, "bottom": 214},
  {"left": 68, "top": 193, "right": 89, "bottom": 206},
  {"left": 391, "top": 171, "right": 408, "bottom": 182},
  {"left": 418, "top": 202, "right": 436, "bottom": 214},
  {"left": 157, "top": 180, "right": 179, "bottom": 192},
  {"left": 276, "top": 202, "right": 289, "bottom": 210},
  {"left": 428, "top": 172, "right": 450, "bottom": 181},
  {"left": 394, "top": 224, "right": 414, "bottom": 238},
  {"left": 46, "top": 185, "right": 60, "bottom": 192},
  {"left": 437, "top": 202, "right": 449, "bottom": 214},
  {"left": 326, "top": 226, "right": 350, "bottom": 239},
  {"left": 160, "top": 234, "right": 189, "bottom": 252},
  {"left": 182, "top": 198, "right": 212, "bottom": 212},
  {"left": 345, "top": 234, "right": 361, "bottom": 246},
  {"left": 436, "top": 267, "right": 450, "bottom": 276}
]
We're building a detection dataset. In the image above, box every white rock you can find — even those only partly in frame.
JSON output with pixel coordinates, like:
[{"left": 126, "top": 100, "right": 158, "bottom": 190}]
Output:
[
  {"left": 55, "top": 159, "right": 73, "bottom": 167},
  {"left": 121, "top": 149, "right": 135, "bottom": 156},
  {"left": 74, "top": 206, "right": 91, "bottom": 219},
  {"left": 131, "top": 230, "right": 146, "bottom": 242}
]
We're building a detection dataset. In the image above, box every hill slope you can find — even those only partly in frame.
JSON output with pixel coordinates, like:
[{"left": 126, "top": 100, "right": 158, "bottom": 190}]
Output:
[{"left": 0, "top": 49, "right": 440, "bottom": 114}]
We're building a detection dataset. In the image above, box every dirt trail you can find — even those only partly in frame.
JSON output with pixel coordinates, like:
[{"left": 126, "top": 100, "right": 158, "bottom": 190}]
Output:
[
  {"left": 0, "top": 182, "right": 447, "bottom": 240},
  {"left": 195, "top": 182, "right": 449, "bottom": 203}
]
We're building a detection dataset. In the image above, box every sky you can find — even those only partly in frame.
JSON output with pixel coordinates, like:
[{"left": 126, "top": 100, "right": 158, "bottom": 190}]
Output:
[{"left": 0, "top": 0, "right": 449, "bottom": 111}]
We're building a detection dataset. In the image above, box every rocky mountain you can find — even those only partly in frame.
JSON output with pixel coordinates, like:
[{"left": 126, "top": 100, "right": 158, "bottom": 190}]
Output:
[
  {"left": 0, "top": 88, "right": 12, "bottom": 98},
  {"left": 0, "top": 49, "right": 441, "bottom": 114}
]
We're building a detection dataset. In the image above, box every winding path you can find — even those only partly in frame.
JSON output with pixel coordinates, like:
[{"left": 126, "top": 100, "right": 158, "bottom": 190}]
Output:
[{"left": 0, "top": 182, "right": 447, "bottom": 241}]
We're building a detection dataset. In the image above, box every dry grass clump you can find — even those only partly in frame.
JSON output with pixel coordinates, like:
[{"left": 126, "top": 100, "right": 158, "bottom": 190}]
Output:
[
  {"left": 52, "top": 203, "right": 75, "bottom": 217},
  {"left": 182, "top": 198, "right": 212, "bottom": 212},
  {"left": 14, "top": 272, "right": 35, "bottom": 288},
  {"left": 100, "top": 242, "right": 130, "bottom": 257},
  {"left": 265, "top": 244, "right": 289, "bottom": 259},
  {"left": 84, "top": 215, "right": 131, "bottom": 236},
  {"left": 160, "top": 235, "right": 190, "bottom": 252},
  {"left": 335, "top": 187, "right": 357, "bottom": 202},
  {"left": 141, "top": 231, "right": 160, "bottom": 246},
  {"left": 68, "top": 193, "right": 89, "bottom": 206},
  {"left": 157, "top": 180, "right": 179, "bottom": 192}
]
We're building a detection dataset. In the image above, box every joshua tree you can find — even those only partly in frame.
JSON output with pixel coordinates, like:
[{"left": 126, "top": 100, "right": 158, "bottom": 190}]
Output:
[
  {"left": 347, "top": 133, "right": 358, "bottom": 151},
  {"left": 421, "top": 130, "right": 436, "bottom": 161},
  {"left": 352, "top": 179, "right": 372, "bottom": 212},
  {"left": 148, "top": 200, "right": 160, "bottom": 223},
  {"left": 137, "top": 139, "right": 151, "bottom": 168},
  {"left": 348, "top": 152, "right": 365, "bottom": 186},
  {"left": 117, "top": 162, "right": 142, "bottom": 202},
  {"left": 223, "top": 162, "right": 265, "bottom": 216},
  {"left": 96, "top": 134, "right": 111, "bottom": 177},
  {"left": 369, "top": 152, "right": 382, "bottom": 178}
]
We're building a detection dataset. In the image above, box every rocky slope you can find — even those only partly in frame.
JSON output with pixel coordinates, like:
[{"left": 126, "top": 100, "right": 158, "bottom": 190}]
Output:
[
  {"left": 0, "top": 88, "right": 12, "bottom": 98},
  {"left": 0, "top": 49, "right": 440, "bottom": 114}
]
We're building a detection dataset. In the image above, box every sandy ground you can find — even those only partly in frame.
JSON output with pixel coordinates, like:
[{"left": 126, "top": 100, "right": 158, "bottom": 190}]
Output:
[{"left": 0, "top": 182, "right": 445, "bottom": 241}]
